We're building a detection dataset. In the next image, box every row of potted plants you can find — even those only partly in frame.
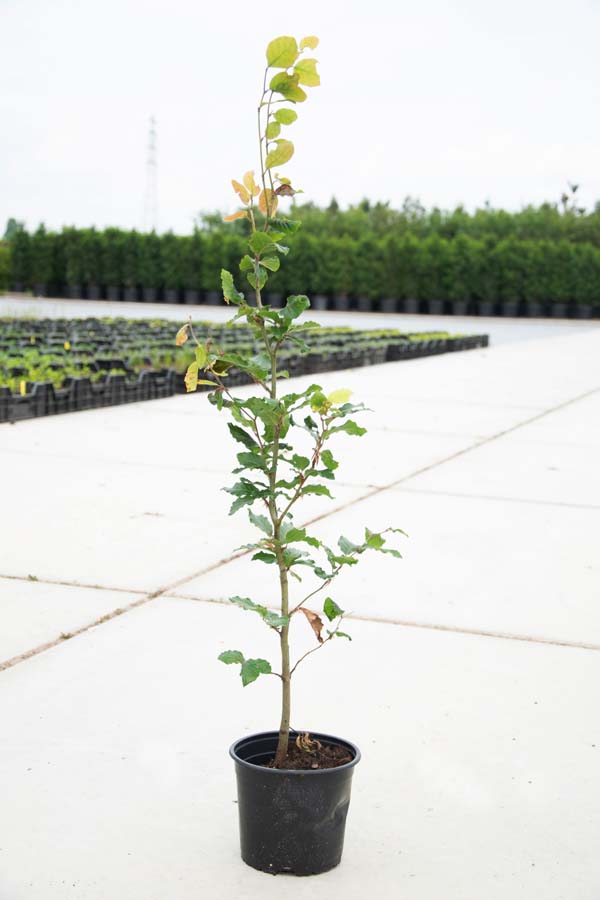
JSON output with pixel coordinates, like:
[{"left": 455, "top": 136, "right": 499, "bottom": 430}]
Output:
[
  {"left": 0, "top": 315, "right": 488, "bottom": 423},
  {"left": 6, "top": 226, "right": 600, "bottom": 318}
]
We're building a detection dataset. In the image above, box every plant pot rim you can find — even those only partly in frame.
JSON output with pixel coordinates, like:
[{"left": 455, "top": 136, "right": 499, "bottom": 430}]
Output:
[{"left": 230, "top": 729, "right": 361, "bottom": 775}]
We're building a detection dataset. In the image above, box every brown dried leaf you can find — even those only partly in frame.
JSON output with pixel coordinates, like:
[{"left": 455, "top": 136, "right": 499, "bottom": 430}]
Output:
[
  {"left": 223, "top": 210, "right": 248, "bottom": 222},
  {"left": 300, "top": 607, "right": 324, "bottom": 643}
]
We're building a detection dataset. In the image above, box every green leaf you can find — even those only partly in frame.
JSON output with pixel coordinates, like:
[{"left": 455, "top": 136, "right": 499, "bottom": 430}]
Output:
[
  {"left": 333, "top": 631, "right": 352, "bottom": 641},
  {"left": 283, "top": 526, "right": 320, "bottom": 548},
  {"left": 248, "top": 232, "right": 275, "bottom": 255},
  {"left": 365, "top": 528, "right": 385, "bottom": 550},
  {"left": 338, "top": 535, "right": 359, "bottom": 554},
  {"left": 261, "top": 256, "right": 280, "bottom": 272},
  {"left": 291, "top": 453, "right": 310, "bottom": 469},
  {"left": 274, "top": 108, "right": 298, "bottom": 125},
  {"left": 266, "top": 36, "right": 298, "bottom": 68},
  {"left": 301, "top": 484, "right": 332, "bottom": 498},
  {"left": 324, "top": 597, "right": 344, "bottom": 621},
  {"left": 236, "top": 451, "right": 267, "bottom": 471},
  {"left": 266, "top": 121, "right": 281, "bottom": 139},
  {"left": 252, "top": 551, "right": 277, "bottom": 564},
  {"left": 265, "top": 140, "right": 294, "bottom": 170},
  {"left": 320, "top": 449, "right": 338, "bottom": 470},
  {"left": 241, "top": 658, "right": 272, "bottom": 686},
  {"left": 239, "top": 254, "right": 254, "bottom": 272},
  {"left": 269, "top": 72, "right": 307, "bottom": 103},
  {"left": 221, "top": 269, "right": 244, "bottom": 304},
  {"left": 218, "top": 650, "right": 244, "bottom": 665},
  {"left": 282, "top": 294, "right": 310, "bottom": 322},
  {"left": 246, "top": 268, "right": 268, "bottom": 291},
  {"left": 195, "top": 345, "right": 207, "bottom": 367},
  {"left": 249, "top": 508, "right": 272, "bottom": 536},
  {"left": 227, "top": 423, "right": 259, "bottom": 451},
  {"left": 331, "top": 420, "right": 367, "bottom": 437},
  {"left": 294, "top": 58, "right": 320, "bottom": 87}
]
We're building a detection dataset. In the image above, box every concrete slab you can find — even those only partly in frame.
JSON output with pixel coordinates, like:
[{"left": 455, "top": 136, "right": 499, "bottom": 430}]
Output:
[
  {"left": 0, "top": 449, "right": 364, "bottom": 590},
  {"left": 409, "top": 431, "right": 600, "bottom": 507},
  {"left": 0, "top": 579, "right": 141, "bottom": 663},
  {"left": 0, "top": 597, "right": 598, "bottom": 900}
]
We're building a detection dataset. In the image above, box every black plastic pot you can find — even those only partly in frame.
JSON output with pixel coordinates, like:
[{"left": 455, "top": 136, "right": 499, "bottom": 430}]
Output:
[
  {"left": 143, "top": 287, "right": 158, "bottom": 303},
  {"left": 451, "top": 299, "right": 469, "bottom": 316},
  {"left": 501, "top": 300, "right": 519, "bottom": 317},
  {"left": 574, "top": 304, "right": 592, "bottom": 319},
  {"left": 164, "top": 288, "right": 179, "bottom": 304},
  {"left": 380, "top": 297, "right": 398, "bottom": 313},
  {"left": 123, "top": 286, "right": 138, "bottom": 302},
  {"left": 205, "top": 290, "right": 221, "bottom": 306},
  {"left": 477, "top": 300, "right": 496, "bottom": 317},
  {"left": 427, "top": 299, "right": 445, "bottom": 315},
  {"left": 230, "top": 731, "right": 360, "bottom": 876},
  {"left": 106, "top": 286, "right": 121, "bottom": 302},
  {"left": 312, "top": 294, "right": 329, "bottom": 311},
  {"left": 87, "top": 284, "right": 102, "bottom": 300},
  {"left": 332, "top": 293, "right": 350, "bottom": 311},
  {"left": 550, "top": 302, "right": 568, "bottom": 319},
  {"left": 184, "top": 288, "right": 200, "bottom": 305},
  {"left": 525, "top": 300, "right": 545, "bottom": 318},
  {"left": 403, "top": 298, "right": 419, "bottom": 313}
]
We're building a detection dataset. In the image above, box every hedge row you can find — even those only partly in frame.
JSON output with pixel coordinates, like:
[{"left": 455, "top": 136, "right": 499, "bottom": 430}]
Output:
[{"left": 6, "top": 226, "right": 600, "bottom": 310}]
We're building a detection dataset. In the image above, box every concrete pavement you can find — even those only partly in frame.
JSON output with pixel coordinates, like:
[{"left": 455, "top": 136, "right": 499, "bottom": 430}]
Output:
[{"left": 1, "top": 308, "right": 599, "bottom": 899}]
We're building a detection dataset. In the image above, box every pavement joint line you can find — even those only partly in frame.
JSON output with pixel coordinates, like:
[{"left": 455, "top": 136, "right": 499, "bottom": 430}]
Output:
[
  {"left": 0, "top": 573, "right": 147, "bottom": 594},
  {"left": 0, "top": 593, "right": 155, "bottom": 673},
  {"left": 3, "top": 382, "right": 598, "bottom": 674},
  {"left": 394, "top": 487, "right": 600, "bottom": 511},
  {"left": 165, "top": 592, "right": 600, "bottom": 654}
]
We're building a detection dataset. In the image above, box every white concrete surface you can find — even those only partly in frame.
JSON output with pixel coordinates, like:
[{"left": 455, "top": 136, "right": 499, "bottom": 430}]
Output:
[{"left": 1, "top": 312, "right": 599, "bottom": 899}]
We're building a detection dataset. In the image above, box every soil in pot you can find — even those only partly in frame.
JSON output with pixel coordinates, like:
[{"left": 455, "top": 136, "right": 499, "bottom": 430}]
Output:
[{"left": 264, "top": 734, "right": 352, "bottom": 770}]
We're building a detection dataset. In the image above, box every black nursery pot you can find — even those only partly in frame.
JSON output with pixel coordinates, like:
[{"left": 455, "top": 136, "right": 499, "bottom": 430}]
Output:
[{"left": 230, "top": 731, "right": 361, "bottom": 876}]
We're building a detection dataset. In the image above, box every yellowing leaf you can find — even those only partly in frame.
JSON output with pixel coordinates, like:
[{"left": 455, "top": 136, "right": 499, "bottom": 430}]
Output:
[
  {"left": 20, "top": 379, "right": 27, "bottom": 396},
  {"left": 175, "top": 324, "right": 189, "bottom": 346},
  {"left": 231, "top": 179, "right": 250, "bottom": 205},
  {"left": 184, "top": 362, "right": 198, "bottom": 392},
  {"left": 197, "top": 380, "right": 219, "bottom": 388},
  {"left": 223, "top": 210, "right": 248, "bottom": 222},
  {"left": 299, "top": 35, "right": 319, "bottom": 50},
  {"left": 327, "top": 388, "right": 352, "bottom": 404},
  {"left": 294, "top": 58, "right": 320, "bottom": 87},
  {"left": 64, "top": 341, "right": 71, "bottom": 351},
  {"left": 243, "top": 170, "right": 260, "bottom": 196},
  {"left": 266, "top": 35, "right": 298, "bottom": 68},
  {"left": 265, "top": 139, "right": 294, "bottom": 170},
  {"left": 258, "top": 188, "right": 278, "bottom": 217}
]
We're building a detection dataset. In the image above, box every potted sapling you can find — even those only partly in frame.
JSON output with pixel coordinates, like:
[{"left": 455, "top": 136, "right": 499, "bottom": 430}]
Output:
[{"left": 177, "top": 34, "right": 404, "bottom": 877}]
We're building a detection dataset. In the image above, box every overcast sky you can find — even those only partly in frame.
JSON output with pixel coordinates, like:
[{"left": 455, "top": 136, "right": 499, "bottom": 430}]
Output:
[{"left": 3, "top": 0, "right": 600, "bottom": 234}]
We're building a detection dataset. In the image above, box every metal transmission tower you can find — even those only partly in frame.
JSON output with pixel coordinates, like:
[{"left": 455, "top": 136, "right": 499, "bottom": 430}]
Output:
[{"left": 143, "top": 116, "right": 158, "bottom": 232}]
